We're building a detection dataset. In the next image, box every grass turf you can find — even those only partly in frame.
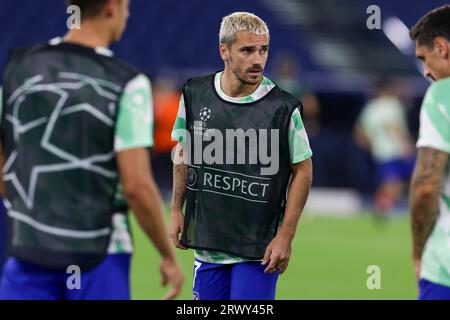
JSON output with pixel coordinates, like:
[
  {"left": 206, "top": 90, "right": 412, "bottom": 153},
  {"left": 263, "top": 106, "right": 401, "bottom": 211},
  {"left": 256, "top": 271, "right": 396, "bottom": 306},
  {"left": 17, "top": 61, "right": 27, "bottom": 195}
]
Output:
[{"left": 130, "top": 212, "right": 417, "bottom": 300}]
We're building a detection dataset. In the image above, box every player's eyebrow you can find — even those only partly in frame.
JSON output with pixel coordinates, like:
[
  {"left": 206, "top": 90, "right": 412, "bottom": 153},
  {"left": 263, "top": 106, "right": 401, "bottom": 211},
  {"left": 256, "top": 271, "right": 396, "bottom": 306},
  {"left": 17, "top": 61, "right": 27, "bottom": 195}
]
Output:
[
  {"left": 239, "top": 45, "right": 269, "bottom": 51},
  {"left": 239, "top": 46, "right": 256, "bottom": 51}
]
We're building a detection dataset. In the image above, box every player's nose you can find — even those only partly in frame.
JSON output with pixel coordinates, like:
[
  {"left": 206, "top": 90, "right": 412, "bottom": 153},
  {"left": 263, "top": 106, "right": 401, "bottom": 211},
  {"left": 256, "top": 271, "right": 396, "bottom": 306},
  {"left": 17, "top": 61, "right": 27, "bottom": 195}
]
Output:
[{"left": 252, "top": 52, "right": 264, "bottom": 65}]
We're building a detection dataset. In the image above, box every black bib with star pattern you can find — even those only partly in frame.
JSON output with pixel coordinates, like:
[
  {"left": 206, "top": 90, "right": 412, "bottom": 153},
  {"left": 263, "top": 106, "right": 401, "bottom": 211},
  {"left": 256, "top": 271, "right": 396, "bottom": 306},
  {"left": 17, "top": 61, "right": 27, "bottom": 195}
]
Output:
[{"left": 0, "top": 42, "right": 139, "bottom": 270}]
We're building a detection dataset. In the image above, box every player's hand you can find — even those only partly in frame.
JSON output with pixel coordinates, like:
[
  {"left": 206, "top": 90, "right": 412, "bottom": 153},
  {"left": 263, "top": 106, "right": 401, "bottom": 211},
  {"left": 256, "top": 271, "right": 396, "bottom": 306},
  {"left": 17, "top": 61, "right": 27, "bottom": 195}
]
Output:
[
  {"left": 261, "top": 234, "right": 292, "bottom": 274},
  {"left": 169, "top": 208, "right": 187, "bottom": 250},
  {"left": 160, "top": 257, "right": 184, "bottom": 300}
]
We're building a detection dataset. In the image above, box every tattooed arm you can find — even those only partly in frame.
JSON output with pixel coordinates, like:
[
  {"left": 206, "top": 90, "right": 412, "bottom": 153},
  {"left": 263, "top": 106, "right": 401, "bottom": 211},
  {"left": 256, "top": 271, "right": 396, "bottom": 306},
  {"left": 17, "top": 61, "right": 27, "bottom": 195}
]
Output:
[
  {"left": 169, "top": 143, "right": 188, "bottom": 249},
  {"left": 409, "top": 147, "right": 448, "bottom": 277}
]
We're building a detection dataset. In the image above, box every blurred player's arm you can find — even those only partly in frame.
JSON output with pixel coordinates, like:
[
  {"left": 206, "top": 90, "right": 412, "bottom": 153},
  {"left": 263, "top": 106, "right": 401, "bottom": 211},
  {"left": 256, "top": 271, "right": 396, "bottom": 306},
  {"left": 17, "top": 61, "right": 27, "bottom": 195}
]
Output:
[
  {"left": 118, "top": 148, "right": 184, "bottom": 299},
  {"left": 116, "top": 75, "right": 183, "bottom": 300},
  {"left": 262, "top": 158, "right": 313, "bottom": 274},
  {"left": 387, "top": 112, "right": 415, "bottom": 154},
  {"left": 409, "top": 147, "right": 448, "bottom": 270},
  {"left": 353, "top": 123, "right": 371, "bottom": 151},
  {"left": 117, "top": 148, "right": 184, "bottom": 299},
  {"left": 169, "top": 143, "right": 187, "bottom": 250},
  {"left": 390, "top": 125, "right": 415, "bottom": 155}
]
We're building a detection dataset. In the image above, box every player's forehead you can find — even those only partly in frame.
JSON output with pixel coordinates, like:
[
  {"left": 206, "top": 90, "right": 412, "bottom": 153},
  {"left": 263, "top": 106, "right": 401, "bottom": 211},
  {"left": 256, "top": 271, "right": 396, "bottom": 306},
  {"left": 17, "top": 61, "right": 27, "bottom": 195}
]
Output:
[{"left": 233, "top": 31, "right": 269, "bottom": 48}]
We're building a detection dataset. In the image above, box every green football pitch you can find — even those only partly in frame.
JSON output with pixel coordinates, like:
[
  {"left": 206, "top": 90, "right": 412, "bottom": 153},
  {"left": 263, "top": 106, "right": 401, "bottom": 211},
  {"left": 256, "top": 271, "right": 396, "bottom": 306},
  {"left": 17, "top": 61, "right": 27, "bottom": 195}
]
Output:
[{"left": 130, "top": 211, "right": 417, "bottom": 300}]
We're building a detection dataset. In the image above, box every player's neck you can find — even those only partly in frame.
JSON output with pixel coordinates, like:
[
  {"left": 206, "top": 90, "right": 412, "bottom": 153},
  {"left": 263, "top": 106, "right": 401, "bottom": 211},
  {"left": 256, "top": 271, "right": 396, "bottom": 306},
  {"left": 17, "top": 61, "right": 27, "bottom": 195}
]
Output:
[
  {"left": 64, "top": 20, "right": 112, "bottom": 49},
  {"left": 220, "top": 69, "right": 261, "bottom": 98}
]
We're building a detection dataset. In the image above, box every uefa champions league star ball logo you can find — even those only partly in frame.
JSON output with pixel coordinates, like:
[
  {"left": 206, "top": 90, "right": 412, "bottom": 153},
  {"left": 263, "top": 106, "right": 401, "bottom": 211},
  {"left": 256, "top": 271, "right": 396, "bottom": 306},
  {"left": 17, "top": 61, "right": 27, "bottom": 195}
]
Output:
[
  {"left": 192, "top": 107, "right": 212, "bottom": 137},
  {"left": 199, "top": 107, "right": 211, "bottom": 122}
]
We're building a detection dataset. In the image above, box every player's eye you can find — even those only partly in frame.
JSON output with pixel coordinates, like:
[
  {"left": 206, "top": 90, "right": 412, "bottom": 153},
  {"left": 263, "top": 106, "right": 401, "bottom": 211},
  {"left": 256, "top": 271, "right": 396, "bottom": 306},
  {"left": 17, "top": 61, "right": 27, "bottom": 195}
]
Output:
[{"left": 241, "top": 48, "right": 254, "bottom": 54}]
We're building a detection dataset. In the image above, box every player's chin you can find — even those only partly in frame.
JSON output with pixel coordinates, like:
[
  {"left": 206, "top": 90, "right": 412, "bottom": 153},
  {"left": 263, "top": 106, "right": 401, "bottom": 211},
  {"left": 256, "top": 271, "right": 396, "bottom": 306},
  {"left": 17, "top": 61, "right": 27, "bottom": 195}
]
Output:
[{"left": 244, "top": 74, "right": 262, "bottom": 85}]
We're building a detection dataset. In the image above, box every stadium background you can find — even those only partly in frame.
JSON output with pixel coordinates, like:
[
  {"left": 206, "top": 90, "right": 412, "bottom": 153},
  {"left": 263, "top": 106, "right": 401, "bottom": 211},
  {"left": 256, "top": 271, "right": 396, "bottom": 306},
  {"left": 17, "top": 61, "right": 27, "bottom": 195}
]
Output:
[{"left": 0, "top": 0, "right": 446, "bottom": 299}]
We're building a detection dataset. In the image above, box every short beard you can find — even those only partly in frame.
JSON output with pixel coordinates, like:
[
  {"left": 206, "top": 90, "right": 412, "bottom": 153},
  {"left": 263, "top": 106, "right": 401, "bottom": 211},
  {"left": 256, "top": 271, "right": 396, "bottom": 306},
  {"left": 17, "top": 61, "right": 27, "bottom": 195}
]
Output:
[
  {"left": 227, "top": 60, "right": 261, "bottom": 86},
  {"left": 234, "top": 70, "right": 259, "bottom": 85}
]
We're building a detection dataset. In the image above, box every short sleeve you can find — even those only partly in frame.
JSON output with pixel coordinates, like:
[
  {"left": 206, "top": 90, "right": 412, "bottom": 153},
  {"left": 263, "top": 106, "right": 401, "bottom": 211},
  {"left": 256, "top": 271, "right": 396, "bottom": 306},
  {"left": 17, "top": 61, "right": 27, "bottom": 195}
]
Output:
[
  {"left": 288, "top": 108, "right": 313, "bottom": 164},
  {"left": 171, "top": 95, "right": 187, "bottom": 143},
  {"left": 114, "top": 74, "right": 154, "bottom": 152},
  {"left": 417, "top": 80, "right": 450, "bottom": 153}
]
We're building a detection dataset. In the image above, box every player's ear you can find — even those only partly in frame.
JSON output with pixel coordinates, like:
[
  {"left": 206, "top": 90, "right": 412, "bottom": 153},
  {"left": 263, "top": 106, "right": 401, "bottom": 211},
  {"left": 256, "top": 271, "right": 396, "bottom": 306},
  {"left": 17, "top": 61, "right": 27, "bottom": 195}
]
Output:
[
  {"left": 104, "top": 0, "right": 117, "bottom": 18},
  {"left": 443, "top": 39, "right": 450, "bottom": 60},
  {"left": 434, "top": 36, "right": 449, "bottom": 59},
  {"left": 219, "top": 43, "right": 228, "bottom": 62}
]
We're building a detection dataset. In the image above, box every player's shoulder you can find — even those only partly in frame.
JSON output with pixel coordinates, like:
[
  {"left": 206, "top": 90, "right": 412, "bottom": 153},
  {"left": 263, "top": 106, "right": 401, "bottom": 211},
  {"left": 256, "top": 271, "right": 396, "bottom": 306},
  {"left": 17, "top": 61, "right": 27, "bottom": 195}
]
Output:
[
  {"left": 3, "top": 42, "right": 49, "bottom": 78},
  {"left": 184, "top": 73, "right": 215, "bottom": 87},
  {"left": 7, "top": 40, "right": 142, "bottom": 82},
  {"left": 263, "top": 77, "right": 300, "bottom": 105},
  {"left": 269, "top": 81, "right": 303, "bottom": 110},
  {"left": 120, "top": 73, "right": 152, "bottom": 100},
  {"left": 425, "top": 77, "right": 450, "bottom": 105},
  {"left": 6, "top": 42, "right": 49, "bottom": 63},
  {"left": 108, "top": 56, "right": 141, "bottom": 79},
  {"left": 182, "top": 73, "right": 215, "bottom": 98}
]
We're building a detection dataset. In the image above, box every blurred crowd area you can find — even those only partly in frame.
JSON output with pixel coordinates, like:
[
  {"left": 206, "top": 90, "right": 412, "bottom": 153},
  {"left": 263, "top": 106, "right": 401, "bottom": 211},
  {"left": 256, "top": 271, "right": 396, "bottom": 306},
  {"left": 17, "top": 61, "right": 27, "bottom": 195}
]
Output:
[{"left": 0, "top": 0, "right": 446, "bottom": 201}]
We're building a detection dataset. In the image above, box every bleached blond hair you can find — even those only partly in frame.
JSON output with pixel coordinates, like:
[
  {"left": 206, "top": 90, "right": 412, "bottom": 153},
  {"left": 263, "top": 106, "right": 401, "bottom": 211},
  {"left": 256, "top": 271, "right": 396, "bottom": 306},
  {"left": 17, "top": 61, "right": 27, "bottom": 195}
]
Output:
[{"left": 219, "top": 12, "right": 270, "bottom": 47}]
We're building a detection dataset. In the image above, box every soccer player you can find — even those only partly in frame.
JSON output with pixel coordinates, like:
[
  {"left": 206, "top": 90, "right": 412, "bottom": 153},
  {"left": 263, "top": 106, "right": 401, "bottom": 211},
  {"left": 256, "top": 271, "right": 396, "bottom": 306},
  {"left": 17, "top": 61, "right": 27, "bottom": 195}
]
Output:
[
  {"left": 409, "top": 5, "right": 450, "bottom": 300},
  {"left": 0, "top": 0, "right": 183, "bottom": 300},
  {"left": 354, "top": 78, "right": 415, "bottom": 216},
  {"left": 169, "top": 12, "right": 313, "bottom": 300}
]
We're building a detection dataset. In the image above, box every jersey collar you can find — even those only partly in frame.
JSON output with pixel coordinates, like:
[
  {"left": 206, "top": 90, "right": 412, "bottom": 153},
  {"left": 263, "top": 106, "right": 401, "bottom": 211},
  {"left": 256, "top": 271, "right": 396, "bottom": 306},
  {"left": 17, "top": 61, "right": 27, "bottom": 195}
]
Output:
[{"left": 48, "top": 37, "right": 114, "bottom": 57}]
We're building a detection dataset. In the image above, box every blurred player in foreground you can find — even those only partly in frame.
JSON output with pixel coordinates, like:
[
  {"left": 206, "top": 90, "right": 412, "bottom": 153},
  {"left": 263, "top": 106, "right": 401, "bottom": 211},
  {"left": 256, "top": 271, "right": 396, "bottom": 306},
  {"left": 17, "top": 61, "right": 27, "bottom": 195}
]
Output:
[
  {"left": 0, "top": 0, "right": 183, "bottom": 300},
  {"left": 169, "top": 12, "right": 313, "bottom": 300},
  {"left": 409, "top": 5, "right": 450, "bottom": 300}
]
